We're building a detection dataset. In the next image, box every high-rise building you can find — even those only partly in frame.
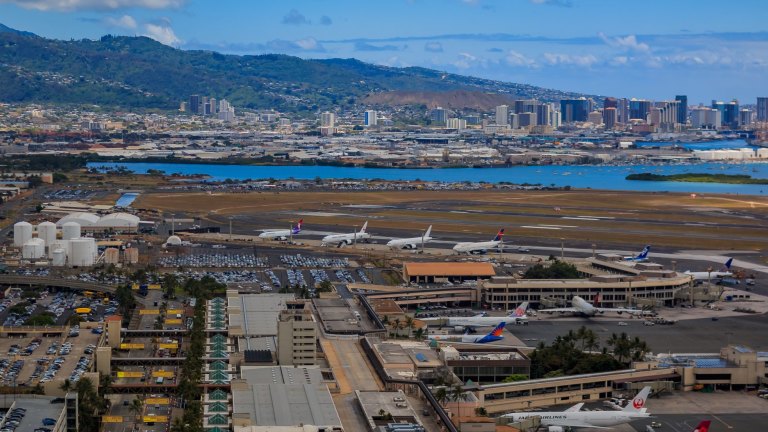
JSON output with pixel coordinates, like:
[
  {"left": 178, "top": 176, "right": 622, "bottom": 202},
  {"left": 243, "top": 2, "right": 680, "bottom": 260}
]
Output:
[
  {"left": 188, "top": 95, "right": 200, "bottom": 115},
  {"left": 514, "top": 99, "right": 539, "bottom": 114},
  {"left": 219, "top": 99, "right": 230, "bottom": 114},
  {"left": 200, "top": 96, "right": 209, "bottom": 115},
  {"left": 277, "top": 301, "right": 317, "bottom": 366},
  {"left": 446, "top": 118, "right": 467, "bottom": 129},
  {"left": 649, "top": 107, "right": 662, "bottom": 126},
  {"left": 495, "top": 105, "right": 509, "bottom": 126},
  {"left": 508, "top": 113, "right": 519, "bottom": 129},
  {"left": 209, "top": 98, "right": 217, "bottom": 115},
  {"left": 618, "top": 98, "right": 630, "bottom": 124},
  {"left": 560, "top": 98, "right": 589, "bottom": 123},
  {"left": 691, "top": 107, "right": 722, "bottom": 129},
  {"left": 430, "top": 107, "right": 447, "bottom": 124},
  {"left": 712, "top": 100, "right": 739, "bottom": 128},
  {"left": 179, "top": 101, "right": 187, "bottom": 112},
  {"left": 603, "top": 107, "right": 617, "bottom": 129},
  {"left": 603, "top": 97, "right": 618, "bottom": 110},
  {"left": 675, "top": 95, "right": 688, "bottom": 125},
  {"left": 536, "top": 104, "right": 552, "bottom": 126},
  {"left": 320, "top": 111, "right": 335, "bottom": 128},
  {"left": 518, "top": 112, "right": 537, "bottom": 127},
  {"left": 364, "top": 110, "right": 377, "bottom": 127},
  {"left": 739, "top": 109, "right": 754, "bottom": 127},
  {"left": 757, "top": 97, "right": 768, "bottom": 122},
  {"left": 629, "top": 99, "right": 652, "bottom": 121},
  {"left": 588, "top": 111, "right": 603, "bottom": 125}
]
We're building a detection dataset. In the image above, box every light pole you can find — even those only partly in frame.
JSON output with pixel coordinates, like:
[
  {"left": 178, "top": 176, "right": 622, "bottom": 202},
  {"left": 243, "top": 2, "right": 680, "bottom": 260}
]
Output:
[
  {"left": 289, "top": 220, "right": 294, "bottom": 244},
  {"left": 560, "top": 238, "right": 564, "bottom": 260},
  {"left": 591, "top": 243, "right": 596, "bottom": 259},
  {"left": 353, "top": 225, "right": 358, "bottom": 247},
  {"left": 228, "top": 217, "right": 233, "bottom": 241}
]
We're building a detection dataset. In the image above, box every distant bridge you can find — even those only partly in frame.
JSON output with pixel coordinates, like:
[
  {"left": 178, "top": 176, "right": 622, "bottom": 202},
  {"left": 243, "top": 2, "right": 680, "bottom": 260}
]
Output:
[{"left": 0, "top": 275, "right": 116, "bottom": 293}]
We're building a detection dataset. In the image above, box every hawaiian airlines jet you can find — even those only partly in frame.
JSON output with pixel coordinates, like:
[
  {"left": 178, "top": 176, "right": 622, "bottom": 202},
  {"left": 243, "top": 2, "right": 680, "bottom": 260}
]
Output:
[
  {"left": 386, "top": 225, "right": 433, "bottom": 250},
  {"left": 539, "top": 295, "right": 643, "bottom": 316},
  {"left": 428, "top": 322, "right": 506, "bottom": 344},
  {"left": 452, "top": 229, "right": 504, "bottom": 254},
  {"left": 421, "top": 303, "right": 529, "bottom": 330},
  {"left": 624, "top": 245, "right": 651, "bottom": 262},
  {"left": 258, "top": 219, "right": 302, "bottom": 240},
  {"left": 503, "top": 386, "right": 652, "bottom": 430},
  {"left": 685, "top": 258, "right": 734, "bottom": 281},
  {"left": 321, "top": 221, "right": 371, "bottom": 247}
]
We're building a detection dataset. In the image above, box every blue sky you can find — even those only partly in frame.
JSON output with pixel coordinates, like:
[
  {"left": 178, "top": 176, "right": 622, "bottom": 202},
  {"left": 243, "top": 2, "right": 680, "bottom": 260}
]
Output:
[{"left": 1, "top": 0, "right": 767, "bottom": 103}]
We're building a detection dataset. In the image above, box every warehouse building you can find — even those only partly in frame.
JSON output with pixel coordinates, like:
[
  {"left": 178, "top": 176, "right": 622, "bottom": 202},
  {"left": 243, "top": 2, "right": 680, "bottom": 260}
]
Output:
[{"left": 403, "top": 262, "right": 496, "bottom": 284}]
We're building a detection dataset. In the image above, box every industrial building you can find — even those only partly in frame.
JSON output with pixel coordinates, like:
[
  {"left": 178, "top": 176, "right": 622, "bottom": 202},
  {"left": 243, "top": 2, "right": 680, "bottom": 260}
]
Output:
[
  {"left": 403, "top": 262, "right": 496, "bottom": 284},
  {"left": 230, "top": 366, "right": 343, "bottom": 431}
]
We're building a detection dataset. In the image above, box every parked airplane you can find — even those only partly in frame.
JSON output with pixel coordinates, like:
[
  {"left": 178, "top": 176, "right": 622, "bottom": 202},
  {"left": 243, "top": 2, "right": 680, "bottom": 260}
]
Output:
[
  {"left": 421, "top": 303, "right": 529, "bottom": 331},
  {"left": 321, "top": 221, "right": 371, "bottom": 247},
  {"left": 258, "top": 219, "right": 302, "bottom": 240},
  {"left": 386, "top": 225, "right": 433, "bottom": 250},
  {"left": 539, "top": 294, "right": 644, "bottom": 316},
  {"left": 692, "top": 420, "right": 711, "bottom": 432},
  {"left": 624, "top": 245, "right": 651, "bottom": 262},
  {"left": 428, "top": 322, "right": 506, "bottom": 344},
  {"left": 684, "top": 258, "right": 734, "bottom": 281},
  {"left": 503, "top": 386, "right": 652, "bottom": 431},
  {"left": 452, "top": 228, "right": 504, "bottom": 254}
]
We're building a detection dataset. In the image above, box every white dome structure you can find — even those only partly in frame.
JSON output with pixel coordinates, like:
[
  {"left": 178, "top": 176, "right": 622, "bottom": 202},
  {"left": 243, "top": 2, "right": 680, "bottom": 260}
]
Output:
[
  {"left": 37, "top": 221, "right": 57, "bottom": 246},
  {"left": 56, "top": 212, "right": 100, "bottom": 227},
  {"left": 62, "top": 222, "right": 81, "bottom": 240},
  {"left": 13, "top": 221, "right": 33, "bottom": 247},
  {"left": 94, "top": 213, "right": 140, "bottom": 229},
  {"left": 22, "top": 238, "right": 45, "bottom": 260},
  {"left": 166, "top": 235, "right": 182, "bottom": 246}
]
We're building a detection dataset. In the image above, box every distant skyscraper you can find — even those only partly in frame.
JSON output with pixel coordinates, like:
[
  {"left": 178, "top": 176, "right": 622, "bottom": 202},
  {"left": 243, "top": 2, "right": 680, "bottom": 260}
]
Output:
[
  {"left": 518, "top": 112, "right": 537, "bottom": 127},
  {"left": 629, "top": 99, "right": 652, "bottom": 121},
  {"left": 430, "top": 107, "right": 447, "bottom": 124},
  {"left": 618, "top": 98, "right": 630, "bottom": 123},
  {"left": 495, "top": 105, "right": 509, "bottom": 126},
  {"left": 209, "top": 98, "right": 217, "bottom": 115},
  {"left": 675, "top": 95, "right": 688, "bottom": 124},
  {"left": 712, "top": 100, "right": 738, "bottom": 128},
  {"left": 189, "top": 95, "right": 200, "bottom": 115},
  {"left": 179, "top": 101, "right": 187, "bottom": 112},
  {"left": 603, "top": 97, "right": 618, "bottom": 109},
  {"left": 320, "top": 112, "right": 335, "bottom": 128},
  {"left": 514, "top": 99, "right": 538, "bottom": 114},
  {"left": 587, "top": 111, "right": 603, "bottom": 125},
  {"left": 560, "top": 98, "right": 589, "bottom": 123},
  {"left": 535, "top": 103, "right": 551, "bottom": 126},
  {"left": 364, "top": 110, "right": 377, "bottom": 127},
  {"left": 757, "top": 97, "right": 768, "bottom": 122},
  {"left": 739, "top": 109, "right": 753, "bottom": 127},
  {"left": 446, "top": 118, "right": 467, "bottom": 129},
  {"left": 603, "top": 107, "right": 617, "bottom": 129}
]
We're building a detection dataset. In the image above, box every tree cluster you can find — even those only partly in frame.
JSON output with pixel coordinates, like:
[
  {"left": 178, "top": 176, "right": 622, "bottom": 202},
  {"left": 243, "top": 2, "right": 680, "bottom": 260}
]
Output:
[{"left": 523, "top": 260, "right": 582, "bottom": 279}]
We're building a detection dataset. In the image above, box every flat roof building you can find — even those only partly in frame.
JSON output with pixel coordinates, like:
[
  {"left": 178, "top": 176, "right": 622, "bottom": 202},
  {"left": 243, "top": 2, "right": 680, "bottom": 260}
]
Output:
[
  {"left": 403, "top": 262, "right": 496, "bottom": 284},
  {"left": 227, "top": 292, "right": 295, "bottom": 337}
]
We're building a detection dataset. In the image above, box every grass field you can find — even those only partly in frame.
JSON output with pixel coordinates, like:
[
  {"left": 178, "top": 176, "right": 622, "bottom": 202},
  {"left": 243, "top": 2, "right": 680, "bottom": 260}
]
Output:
[{"left": 135, "top": 190, "right": 768, "bottom": 251}]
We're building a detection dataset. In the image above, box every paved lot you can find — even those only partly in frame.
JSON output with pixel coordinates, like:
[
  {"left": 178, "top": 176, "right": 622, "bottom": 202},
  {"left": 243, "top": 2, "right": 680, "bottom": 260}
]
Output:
[{"left": 511, "top": 314, "right": 768, "bottom": 353}]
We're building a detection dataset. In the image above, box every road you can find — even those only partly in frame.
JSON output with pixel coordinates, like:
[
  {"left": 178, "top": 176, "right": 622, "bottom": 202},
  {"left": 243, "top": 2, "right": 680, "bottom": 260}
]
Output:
[{"left": 321, "top": 336, "right": 382, "bottom": 431}]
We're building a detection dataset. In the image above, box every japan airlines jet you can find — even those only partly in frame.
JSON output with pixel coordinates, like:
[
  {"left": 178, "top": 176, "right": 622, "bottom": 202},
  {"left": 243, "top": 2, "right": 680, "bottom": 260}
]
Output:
[
  {"left": 258, "top": 219, "right": 302, "bottom": 240},
  {"left": 386, "top": 225, "right": 433, "bottom": 250},
  {"left": 452, "top": 229, "right": 504, "bottom": 254},
  {"left": 624, "top": 245, "right": 651, "bottom": 262},
  {"left": 321, "top": 221, "right": 371, "bottom": 247},
  {"left": 421, "top": 303, "right": 529, "bottom": 330},
  {"left": 503, "top": 386, "right": 652, "bottom": 431},
  {"left": 691, "top": 420, "right": 711, "bottom": 432},
  {"left": 684, "top": 258, "right": 734, "bottom": 281},
  {"left": 428, "top": 322, "right": 506, "bottom": 344},
  {"left": 539, "top": 295, "right": 643, "bottom": 316}
]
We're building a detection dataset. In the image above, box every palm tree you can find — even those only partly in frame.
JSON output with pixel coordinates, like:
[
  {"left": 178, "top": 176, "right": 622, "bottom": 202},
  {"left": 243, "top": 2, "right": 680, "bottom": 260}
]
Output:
[
  {"left": 129, "top": 396, "right": 144, "bottom": 427},
  {"left": 450, "top": 384, "right": 469, "bottom": 428},
  {"left": 382, "top": 315, "right": 390, "bottom": 326},
  {"left": 413, "top": 327, "right": 424, "bottom": 340},
  {"left": 584, "top": 330, "right": 599, "bottom": 353},
  {"left": 404, "top": 316, "right": 415, "bottom": 337},
  {"left": 59, "top": 378, "right": 72, "bottom": 393}
]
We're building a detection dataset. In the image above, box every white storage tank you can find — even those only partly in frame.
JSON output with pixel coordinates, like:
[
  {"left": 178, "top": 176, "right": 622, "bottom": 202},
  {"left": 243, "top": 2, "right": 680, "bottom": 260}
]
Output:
[
  {"left": 47, "top": 240, "right": 68, "bottom": 258},
  {"left": 69, "top": 237, "right": 96, "bottom": 267},
  {"left": 51, "top": 249, "right": 66, "bottom": 267},
  {"left": 37, "top": 221, "right": 57, "bottom": 246},
  {"left": 22, "top": 238, "right": 45, "bottom": 260},
  {"left": 13, "top": 222, "right": 33, "bottom": 247},
  {"left": 62, "top": 222, "right": 81, "bottom": 240}
]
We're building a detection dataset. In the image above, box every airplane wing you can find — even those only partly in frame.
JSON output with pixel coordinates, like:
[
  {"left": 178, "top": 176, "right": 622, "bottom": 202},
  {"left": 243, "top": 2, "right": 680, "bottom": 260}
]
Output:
[
  {"left": 538, "top": 307, "right": 578, "bottom": 314},
  {"left": 564, "top": 403, "right": 585, "bottom": 412}
]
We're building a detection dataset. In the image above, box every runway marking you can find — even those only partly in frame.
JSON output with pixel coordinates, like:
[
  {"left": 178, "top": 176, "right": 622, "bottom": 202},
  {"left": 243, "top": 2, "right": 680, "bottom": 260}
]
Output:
[
  {"left": 562, "top": 216, "right": 600, "bottom": 221},
  {"left": 711, "top": 413, "right": 734, "bottom": 429},
  {"left": 578, "top": 215, "right": 615, "bottom": 219},
  {"left": 520, "top": 226, "right": 562, "bottom": 230},
  {"left": 538, "top": 224, "right": 579, "bottom": 228}
]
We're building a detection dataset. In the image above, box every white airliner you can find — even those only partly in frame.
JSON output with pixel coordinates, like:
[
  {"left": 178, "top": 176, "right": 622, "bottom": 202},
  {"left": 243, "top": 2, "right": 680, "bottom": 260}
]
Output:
[
  {"left": 321, "top": 221, "right": 371, "bottom": 247},
  {"left": 623, "top": 245, "right": 651, "bottom": 262},
  {"left": 386, "top": 225, "right": 433, "bottom": 250},
  {"left": 684, "top": 258, "right": 733, "bottom": 281},
  {"left": 428, "top": 322, "right": 506, "bottom": 344},
  {"left": 503, "top": 386, "right": 652, "bottom": 431},
  {"left": 539, "top": 295, "right": 643, "bottom": 316},
  {"left": 258, "top": 219, "right": 302, "bottom": 240},
  {"left": 421, "top": 302, "right": 529, "bottom": 330},
  {"left": 452, "top": 228, "right": 504, "bottom": 254}
]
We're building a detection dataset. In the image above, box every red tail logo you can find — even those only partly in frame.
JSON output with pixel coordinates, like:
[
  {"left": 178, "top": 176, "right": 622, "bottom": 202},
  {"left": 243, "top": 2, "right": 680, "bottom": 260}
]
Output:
[
  {"left": 693, "top": 420, "right": 711, "bottom": 432},
  {"left": 632, "top": 397, "right": 644, "bottom": 409}
]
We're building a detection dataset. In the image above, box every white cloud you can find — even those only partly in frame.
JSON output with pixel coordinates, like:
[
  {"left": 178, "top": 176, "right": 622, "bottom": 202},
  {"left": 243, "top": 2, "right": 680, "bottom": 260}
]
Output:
[
  {"left": 599, "top": 33, "right": 651, "bottom": 53},
  {"left": 104, "top": 14, "right": 137, "bottom": 29},
  {"left": 294, "top": 37, "right": 320, "bottom": 50},
  {"left": 143, "top": 21, "right": 179, "bottom": 46},
  {"left": 542, "top": 52, "right": 598, "bottom": 67},
  {"left": 505, "top": 50, "right": 536, "bottom": 67},
  {"left": 0, "top": 0, "right": 184, "bottom": 11}
]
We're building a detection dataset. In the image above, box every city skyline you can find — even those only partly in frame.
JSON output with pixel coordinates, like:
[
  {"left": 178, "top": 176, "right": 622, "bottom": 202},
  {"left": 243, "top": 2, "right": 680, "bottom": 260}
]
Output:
[{"left": 0, "top": 0, "right": 767, "bottom": 103}]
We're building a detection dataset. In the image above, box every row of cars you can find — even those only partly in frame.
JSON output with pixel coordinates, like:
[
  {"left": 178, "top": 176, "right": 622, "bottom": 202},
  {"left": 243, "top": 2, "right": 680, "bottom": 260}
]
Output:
[
  {"left": 0, "top": 406, "right": 27, "bottom": 432},
  {"left": 0, "top": 360, "right": 24, "bottom": 385},
  {"left": 287, "top": 269, "right": 308, "bottom": 288},
  {"left": 158, "top": 253, "right": 268, "bottom": 268},
  {"left": 279, "top": 254, "right": 350, "bottom": 268}
]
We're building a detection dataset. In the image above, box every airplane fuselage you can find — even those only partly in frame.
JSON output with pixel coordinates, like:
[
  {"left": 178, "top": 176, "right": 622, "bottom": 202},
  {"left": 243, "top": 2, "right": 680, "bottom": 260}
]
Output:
[
  {"left": 322, "top": 232, "right": 371, "bottom": 245},
  {"left": 387, "top": 236, "right": 433, "bottom": 249},
  {"left": 507, "top": 411, "right": 649, "bottom": 428},
  {"left": 453, "top": 240, "right": 501, "bottom": 254}
]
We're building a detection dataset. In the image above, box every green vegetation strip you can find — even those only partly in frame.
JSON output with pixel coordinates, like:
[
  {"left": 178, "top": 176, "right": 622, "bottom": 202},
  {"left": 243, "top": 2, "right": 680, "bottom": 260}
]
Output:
[{"left": 626, "top": 173, "right": 768, "bottom": 184}]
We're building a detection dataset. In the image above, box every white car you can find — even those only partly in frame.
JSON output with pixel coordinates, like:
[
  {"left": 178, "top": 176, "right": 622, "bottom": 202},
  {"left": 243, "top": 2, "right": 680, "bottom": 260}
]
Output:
[{"left": 618, "top": 322, "right": 628, "bottom": 326}]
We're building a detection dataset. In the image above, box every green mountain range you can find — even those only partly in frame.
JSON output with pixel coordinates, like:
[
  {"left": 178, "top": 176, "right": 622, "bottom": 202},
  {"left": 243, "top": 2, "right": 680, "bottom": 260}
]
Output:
[{"left": 0, "top": 24, "right": 592, "bottom": 112}]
